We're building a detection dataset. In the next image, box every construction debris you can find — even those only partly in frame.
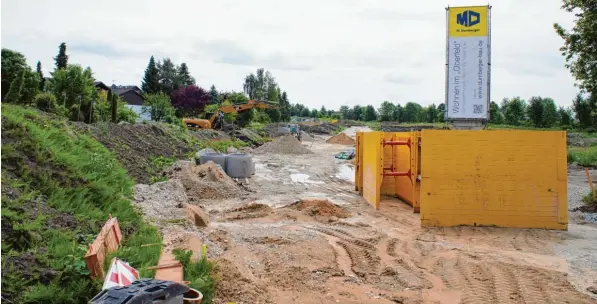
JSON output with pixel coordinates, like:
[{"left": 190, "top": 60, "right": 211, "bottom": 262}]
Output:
[
  {"left": 254, "top": 135, "right": 312, "bottom": 154},
  {"left": 326, "top": 132, "right": 355, "bottom": 145}
]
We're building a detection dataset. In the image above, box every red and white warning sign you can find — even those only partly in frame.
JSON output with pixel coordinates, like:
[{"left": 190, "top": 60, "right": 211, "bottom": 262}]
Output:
[{"left": 102, "top": 258, "right": 140, "bottom": 290}]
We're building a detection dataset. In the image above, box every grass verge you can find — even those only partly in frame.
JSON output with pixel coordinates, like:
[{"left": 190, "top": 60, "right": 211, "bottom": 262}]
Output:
[
  {"left": 568, "top": 146, "right": 597, "bottom": 167},
  {"left": 1, "top": 104, "right": 162, "bottom": 303}
]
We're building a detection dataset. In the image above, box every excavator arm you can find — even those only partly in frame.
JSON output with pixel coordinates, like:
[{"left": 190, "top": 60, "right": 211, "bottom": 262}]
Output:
[{"left": 184, "top": 100, "right": 279, "bottom": 130}]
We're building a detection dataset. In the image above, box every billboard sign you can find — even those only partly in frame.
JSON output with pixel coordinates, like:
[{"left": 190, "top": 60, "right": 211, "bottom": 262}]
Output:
[{"left": 445, "top": 6, "right": 491, "bottom": 120}]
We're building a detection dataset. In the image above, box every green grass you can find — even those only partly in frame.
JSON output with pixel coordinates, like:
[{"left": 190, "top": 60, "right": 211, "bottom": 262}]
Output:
[
  {"left": 247, "top": 121, "right": 267, "bottom": 131},
  {"left": 1, "top": 104, "right": 162, "bottom": 303},
  {"left": 568, "top": 146, "right": 597, "bottom": 167},
  {"left": 148, "top": 155, "right": 176, "bottom": 184},
  {"left": 173, "top": 246, "right": 216, "bottom": 304}
]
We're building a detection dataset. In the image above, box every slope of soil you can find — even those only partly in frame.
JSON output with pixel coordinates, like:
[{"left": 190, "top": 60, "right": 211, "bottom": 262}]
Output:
[
  {"left": 300, "top": 122, "right": 342, "bottom": 135},
  {"left": 288, "top": 199, "right": 350, "bottom": 218},
  {"left": 1, "top": 105, "right": 162, "bottom": 303},
  {"left": 74, "top": 122, "right": 198, "bottom": 183},
  {"left": 326, "top": 133, "right": 355, "bottom": 145}
]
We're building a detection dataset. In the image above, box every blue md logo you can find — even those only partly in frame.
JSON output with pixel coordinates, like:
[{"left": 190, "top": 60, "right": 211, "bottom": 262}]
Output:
[{"left": 456, "top": 10, "right": 480, "bottom": 27}]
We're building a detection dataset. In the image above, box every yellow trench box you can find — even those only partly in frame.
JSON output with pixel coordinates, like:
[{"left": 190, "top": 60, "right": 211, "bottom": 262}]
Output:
[{"left": 356, "top": 130, "right": 568, "bottom": 230}]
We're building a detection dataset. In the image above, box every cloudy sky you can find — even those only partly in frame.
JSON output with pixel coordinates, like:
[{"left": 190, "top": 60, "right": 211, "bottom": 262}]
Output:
[{"left": 2, "top": 0, "right": 577, "bottom": 110}]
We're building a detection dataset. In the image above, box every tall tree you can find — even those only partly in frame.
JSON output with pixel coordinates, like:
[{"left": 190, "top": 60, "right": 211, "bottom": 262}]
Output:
[
  {"left": 504, "top": 97, "right": 527, "bottom": 126},
  {"left": 437, "top": 103, "right": 446, "bottom": 122},
  {"left": 177, "top": 63, "right": 195, "bottom": 86},
  {"left": 36, "top": 61, "right": 45, "bottom": 91},
  {"left": 352, "top": 105, "right": 363, "bottom": 121},
  {"left": 48, "top": 64, "right": 95, "bottom": 122},
  {"left": 542, "top": 98, "right": 558, "bottom": 128},
  {"left": 489, "top": 101, "right": 503, "bottom": 124},
  {"left": 403, "top": 102, "right": 423, "bottom": 122},
  {"left": 2, "top": 49, "right": 28, "bottom": 100},
  {"left": 425, "top": 104, "right": 438, "bottom": 123},
  {"left": 141, "top": 56, "right": 160, "bottom": 94},
  {"left": 5, "top": 70, "right": 25, "bottom": 103},
  {"left": 527, "top": 96, "right": 545, "bottom": 128},
  {"left": 111, "top": 90, "right": 118, "bottom": 123},
  {"left": 362, "top": 105, "right": 377, "bottom": 121},
  {"left": 157, "top": 58, "right": 178, "bottom": 95},
  {"left": 170, "top": 85, "right": 210, "bottom": 117},
  {"left": 558, "top": 106, "right": 573, "bottom": 127},
  {"left": 339, "top": 105, "right": 350, "bottom": 119},
  {"left": 208, "top": 85, "right": 220, "bottom": 104},
  {"left": 54, "top": 42, "right": 68, "bottom": 70},
  {"left": 554, "top": 1, "right": 597, "bottom": 96},
  {"left": 378, "top": 101, "right": 395, "bottom": 121},
  {"left": 279, "top": 91, "right": 291, "bottom": 121},
  {"left": 572, "top": 93, "right": 593, "bottom": 128},
  {"left": 142, "top": 92, "right": 175, "bottom": 122}
]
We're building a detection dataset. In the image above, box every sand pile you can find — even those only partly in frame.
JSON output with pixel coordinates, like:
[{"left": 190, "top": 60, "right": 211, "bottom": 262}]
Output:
[
  {"left": 255, "top": 135, "right": 312, "bottom": 154},
  {"left": 326, "top": 133, "right": 355, "bottom": 145},
  {"left": 164, "top": 160, "right": 242, "bottom": 200},
  {"left": 288, "top": 198, "right": 350, "bottom": 218}
]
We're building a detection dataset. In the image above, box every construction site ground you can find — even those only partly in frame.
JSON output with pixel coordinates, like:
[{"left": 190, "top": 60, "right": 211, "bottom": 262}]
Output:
[{"left": 142, "top": 126, "right": 597, "bottom": 304}]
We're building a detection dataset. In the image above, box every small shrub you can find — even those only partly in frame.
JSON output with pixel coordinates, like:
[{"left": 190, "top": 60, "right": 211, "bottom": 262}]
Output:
[
  {"left": 582, "top": 190, "right": 597, "bottom": 207},
  {"left": 173, "top": 246, "right": 216, "bottom": 304},
  {"left": 34, "top": 93, "right": 57, "bottom": 112},
  {"left": 117, "top": 102, "right": 139, "bottom": 123}
]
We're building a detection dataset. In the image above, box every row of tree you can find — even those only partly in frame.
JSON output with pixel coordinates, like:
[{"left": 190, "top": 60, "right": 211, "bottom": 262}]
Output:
[{"left": 2, "top": 43, "right": 138, "bottom": 123}]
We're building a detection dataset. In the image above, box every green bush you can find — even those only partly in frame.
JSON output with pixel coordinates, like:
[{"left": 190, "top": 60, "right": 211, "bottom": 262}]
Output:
[
  {"left": 117, "top": 101, "right": 139, "bottom": 123},
  {"left": 33, "top": 92, "right": 57, "bottom": 112},
  {"left": 568, "top": 146, "right": 597, "bottom": 166}
]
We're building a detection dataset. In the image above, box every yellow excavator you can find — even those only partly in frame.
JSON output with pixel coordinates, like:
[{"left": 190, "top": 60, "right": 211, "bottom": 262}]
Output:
[{"left": 183, "top": 99, "right": 279, "bottom": 130}]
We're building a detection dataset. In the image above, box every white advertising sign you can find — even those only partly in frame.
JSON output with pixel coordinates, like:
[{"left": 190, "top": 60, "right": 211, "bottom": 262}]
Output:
[{"left": 446, "top": 6, "right": 491, "bottom": 120}]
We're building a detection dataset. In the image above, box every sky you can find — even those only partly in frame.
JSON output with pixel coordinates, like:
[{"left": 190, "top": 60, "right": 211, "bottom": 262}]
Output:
[{"left": 1, "top": 0, "right": 578, "bottom": 110}]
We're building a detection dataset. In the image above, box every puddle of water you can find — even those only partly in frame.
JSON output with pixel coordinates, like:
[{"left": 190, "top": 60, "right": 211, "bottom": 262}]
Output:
[
  {"left": 290, "top": 173, "right": 324, "bottom": 184},
  {"left": 336, "top": 164, "right": 355, "bottom": 183}
]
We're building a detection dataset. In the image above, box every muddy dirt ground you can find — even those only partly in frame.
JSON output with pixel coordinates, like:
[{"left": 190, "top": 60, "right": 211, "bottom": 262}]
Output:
[{"left": 148, "top": 127, "right": 597, "bottom": 304}]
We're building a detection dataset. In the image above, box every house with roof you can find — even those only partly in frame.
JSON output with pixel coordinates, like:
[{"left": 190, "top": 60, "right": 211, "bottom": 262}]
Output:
[{"left": 110, "top": 85, "right": 144, "bottom": 106}]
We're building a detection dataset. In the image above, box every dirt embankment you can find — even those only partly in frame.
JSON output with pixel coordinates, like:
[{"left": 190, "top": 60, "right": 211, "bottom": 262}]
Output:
[{"left": 74, "top": 122, "right": 197, "bottom": 183}]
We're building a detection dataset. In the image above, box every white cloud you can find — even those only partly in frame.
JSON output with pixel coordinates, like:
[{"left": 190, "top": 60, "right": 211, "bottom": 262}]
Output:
[{"left": 1, "top": 0, "right": 578, "bottom": 109}]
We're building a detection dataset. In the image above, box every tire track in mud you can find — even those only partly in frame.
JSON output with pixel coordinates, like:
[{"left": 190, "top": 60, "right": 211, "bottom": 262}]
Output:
[{"left": 434, "top": 254, "right": 596, "bottom": 304}]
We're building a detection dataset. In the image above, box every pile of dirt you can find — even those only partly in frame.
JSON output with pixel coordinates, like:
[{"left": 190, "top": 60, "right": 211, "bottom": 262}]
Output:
[
  {"left": 74, "top": 122, "right": 196, "bottom": 183},
  {"left": 288, "top": 199, "right": 350, "bottom": 218},
  {"left": 164, "top": 160, "right": 245, "bottom": 201},
  {"left": 326, "top": 132, "right": 355, "bottom": 145},
  {"left": 254, "top": 135, "right": 312, "bottom": 154},
  {"left": 213, "top": 258, "right": 271, "bottom": 304},
  {"left": 299, "top": 123, "right": 342, "bottom": 135}
]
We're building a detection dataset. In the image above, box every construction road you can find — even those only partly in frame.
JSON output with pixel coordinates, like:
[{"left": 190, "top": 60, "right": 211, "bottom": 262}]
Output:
[{"left": 155, "top": 127, "right": 597, "bottom": 304}]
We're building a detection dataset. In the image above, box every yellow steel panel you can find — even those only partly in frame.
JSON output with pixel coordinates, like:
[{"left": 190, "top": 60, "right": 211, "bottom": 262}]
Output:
[
  {"left": 355, "top": 132, "right": 363, "bottom": 192},
  {"left": 420, "top": 130, "right": 568, "bottom": 230},
  {"left": 381, "top": 133, "right": 396, "bottom": 196},
  {"left": 362, "top": 132, "right": 383, "bottom": 209},
  {"left": 413, "top": 132, "right": 421, "bottom": 213}
]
